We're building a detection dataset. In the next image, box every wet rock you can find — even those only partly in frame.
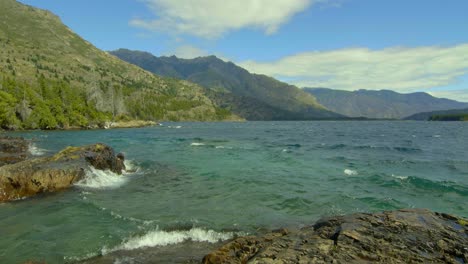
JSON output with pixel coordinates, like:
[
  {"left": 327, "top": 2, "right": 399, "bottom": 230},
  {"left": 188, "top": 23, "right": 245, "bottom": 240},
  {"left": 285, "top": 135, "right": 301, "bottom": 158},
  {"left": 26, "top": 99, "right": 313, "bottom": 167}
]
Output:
[
  {"left": 203, "top": 209, "right": 468, "bottom": 264},
  {"left": 0, "top": 136, "right": 29, "bottom": 166},
  {"left": 0, "top": 143, "right": 125, "bottom": 202}
]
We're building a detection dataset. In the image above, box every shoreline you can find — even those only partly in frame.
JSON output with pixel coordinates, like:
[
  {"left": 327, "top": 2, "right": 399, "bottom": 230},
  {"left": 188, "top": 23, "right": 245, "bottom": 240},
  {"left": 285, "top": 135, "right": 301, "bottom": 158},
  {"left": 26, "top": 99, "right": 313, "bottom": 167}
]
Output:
[
  {"left": 3, "top": 119, "right": 466, "bottom": 133},
  {"left": 75, "top": 208, "right": 468, "bottom": 264}
]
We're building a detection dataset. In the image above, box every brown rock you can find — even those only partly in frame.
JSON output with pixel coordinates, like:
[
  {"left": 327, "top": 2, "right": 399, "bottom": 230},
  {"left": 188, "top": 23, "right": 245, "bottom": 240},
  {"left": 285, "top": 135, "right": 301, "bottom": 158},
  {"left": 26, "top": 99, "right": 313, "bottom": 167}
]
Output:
[
  {"left": 0, "top": 143, "right": 125, "bottom": 202},
  {"left": 0, "top": 136, "right": 29, "bottom": 166},
  {"left": 203, "top": 209, "right": 468, "bottom": 264}
]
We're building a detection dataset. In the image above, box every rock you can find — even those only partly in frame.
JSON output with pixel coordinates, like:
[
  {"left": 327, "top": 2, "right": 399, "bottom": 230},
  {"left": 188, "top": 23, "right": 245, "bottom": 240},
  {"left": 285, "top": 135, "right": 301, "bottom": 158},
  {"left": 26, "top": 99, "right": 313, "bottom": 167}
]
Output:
[
  {"left": 0, "top": 136, "right": 29, "bottom": 166},
  {"left": 203, "top": 209, "right": 468, "bottom": 264},
  {"left": 0, "top": 143, "right": 125, "bottom": 202}
]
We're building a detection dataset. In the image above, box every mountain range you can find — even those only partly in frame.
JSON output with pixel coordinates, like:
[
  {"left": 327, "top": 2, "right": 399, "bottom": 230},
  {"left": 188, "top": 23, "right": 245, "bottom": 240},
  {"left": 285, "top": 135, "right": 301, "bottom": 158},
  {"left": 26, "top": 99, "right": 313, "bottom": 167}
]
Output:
[
  {"left": 1, "top": 0, "right": 466, "bottom": 129},
  {"left": 110, "top": 49, "right": 342, "bottom": 120},
  {"left": 304, "top": 88, "right": 468, "bottom": 119},
  {"left": 0, "top": 0, "right": 239, "bottom": 129}
]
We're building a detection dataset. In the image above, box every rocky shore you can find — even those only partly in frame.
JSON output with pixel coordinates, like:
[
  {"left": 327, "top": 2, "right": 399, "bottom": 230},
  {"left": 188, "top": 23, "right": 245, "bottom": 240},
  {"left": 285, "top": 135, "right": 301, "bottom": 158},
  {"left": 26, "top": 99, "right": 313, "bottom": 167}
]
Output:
[
  {"left": 0, "top": 136, "right": 125, "bottom": 202},
  {"left": 203, "top": 209, "right": 468, "bottom": 264}
]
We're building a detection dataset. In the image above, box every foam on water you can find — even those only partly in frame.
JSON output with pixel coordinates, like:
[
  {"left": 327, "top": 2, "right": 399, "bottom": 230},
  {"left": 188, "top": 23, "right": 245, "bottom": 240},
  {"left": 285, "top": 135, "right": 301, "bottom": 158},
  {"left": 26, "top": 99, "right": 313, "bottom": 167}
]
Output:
[
  {"left": 103, "top": 228, "right": 235, "bottom": 253},
  {"left": 75, "top": 167, "right": 129, "bottom": 189},
  {"left": 28, "top": 143, "right": 47, "bottom": 156},
  {"left": 391, "top": 174, "right": 408, "bottom": 180},
  {"left": 124, "top": 160, "right": 140, "bottom": 174},
  {"left": 344, "top": 169, "right": 358, "bottom": 176},
  {"left": 191, "top": 142, "right": 205, "bottom": 146}
]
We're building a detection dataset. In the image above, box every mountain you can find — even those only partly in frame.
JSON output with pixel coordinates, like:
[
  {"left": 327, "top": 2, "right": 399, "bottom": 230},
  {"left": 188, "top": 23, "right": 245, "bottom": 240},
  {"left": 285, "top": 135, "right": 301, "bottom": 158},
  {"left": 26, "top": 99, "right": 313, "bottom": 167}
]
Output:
[
  {"left": 303, "top": 88, "right": 468, "bottom": 119},
  {"left": 404, "top": 108, "right": 468, "bottom": 121},
  {"left": 110, "top": 49, "right": 342, "bottom": 120},
  {"left": 0, "top": 0, "right": 237, "bottom": 129}
]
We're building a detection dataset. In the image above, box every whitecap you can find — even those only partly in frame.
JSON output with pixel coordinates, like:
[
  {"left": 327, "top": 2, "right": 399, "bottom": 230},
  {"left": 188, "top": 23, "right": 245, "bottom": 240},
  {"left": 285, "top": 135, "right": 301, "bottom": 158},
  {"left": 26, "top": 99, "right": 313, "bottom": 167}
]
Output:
[
  {"left": 215, "top": 146, "right": 233, "bottom": 149},
  {"left": 28, "top": 143, "right": 47, "bottom": 156},
  {"left": 391, "top": 174, "right": 408, "bottom": 180},
  {"left": 190, "top": 143, "right": 205, "bottom": 146},
  {"left": 344, "top": 169, "right": 358, "bottom": 176},
  {"left": 103, "top": 228, "right": 235, "bottom": 253},
  {"left": 75, "top": 167, "right": 129, "bottom": 189}
]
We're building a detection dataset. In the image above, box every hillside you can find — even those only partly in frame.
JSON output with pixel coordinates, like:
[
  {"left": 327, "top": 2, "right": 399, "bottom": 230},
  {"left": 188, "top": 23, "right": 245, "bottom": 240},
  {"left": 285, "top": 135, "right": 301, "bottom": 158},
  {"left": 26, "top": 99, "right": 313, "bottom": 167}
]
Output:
[
  {"left": 304, "top": 88, "right": 468, "bottom": 119},
  {"left": 110, "top": 49, "right": 342, "bottom": 120},
  {"left": 404, "top": 108, "right": 468, "bottom": 121},
  {"left": 0, "top": 0, "right": 236, "bottom": 129}
]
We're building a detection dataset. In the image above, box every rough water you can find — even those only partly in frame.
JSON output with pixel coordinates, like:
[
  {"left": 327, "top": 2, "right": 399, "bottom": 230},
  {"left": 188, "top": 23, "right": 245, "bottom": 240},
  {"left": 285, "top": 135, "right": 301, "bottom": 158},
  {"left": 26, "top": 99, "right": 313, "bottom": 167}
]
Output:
[{"left": 1, "top": 121, "right": 467, "bottom": 263}]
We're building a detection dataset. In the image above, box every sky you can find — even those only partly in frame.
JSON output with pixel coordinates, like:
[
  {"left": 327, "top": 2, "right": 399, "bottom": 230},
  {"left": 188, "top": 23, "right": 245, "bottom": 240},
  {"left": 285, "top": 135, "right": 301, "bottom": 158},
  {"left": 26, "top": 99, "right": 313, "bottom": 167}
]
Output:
[{"left": 18, "top": 0, "right": 468, "bottom": 101}]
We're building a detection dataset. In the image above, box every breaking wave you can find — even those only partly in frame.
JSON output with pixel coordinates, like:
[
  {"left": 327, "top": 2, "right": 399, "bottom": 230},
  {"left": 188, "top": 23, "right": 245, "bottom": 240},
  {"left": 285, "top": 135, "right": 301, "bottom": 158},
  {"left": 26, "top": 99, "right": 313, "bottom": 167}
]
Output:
[
  {"left": 28, "top": 143, "right": 47, "bottom": 156},
  {"left": 103, "top": 228, "right": 235, "bottom": 253},
  {"left": 75, "top": 167, "right": 129, "bottom": 189},
  {"left": 344, "top": 169, "right": 358, "bottom": 176}
]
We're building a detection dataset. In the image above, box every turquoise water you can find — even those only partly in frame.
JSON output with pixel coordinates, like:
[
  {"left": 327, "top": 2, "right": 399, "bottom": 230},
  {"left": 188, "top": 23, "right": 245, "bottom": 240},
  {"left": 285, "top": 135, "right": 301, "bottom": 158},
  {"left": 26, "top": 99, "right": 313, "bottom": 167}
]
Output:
[{"left": 1, "top": 121, "right": 468, "bottom": 263}]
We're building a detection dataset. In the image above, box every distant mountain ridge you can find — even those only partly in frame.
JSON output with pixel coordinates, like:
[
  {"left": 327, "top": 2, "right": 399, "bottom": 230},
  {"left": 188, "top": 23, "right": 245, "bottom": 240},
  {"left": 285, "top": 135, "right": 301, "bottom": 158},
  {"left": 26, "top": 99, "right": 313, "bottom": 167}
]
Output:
[
  {"left": 110, "top": 49, "right": 343, "bottom": 120},
  {"left": 304, "top": 88, "right": 468, "bottom": 119},
  {"left": 0, "top": 0, "right": 238, "bottom": 129}
]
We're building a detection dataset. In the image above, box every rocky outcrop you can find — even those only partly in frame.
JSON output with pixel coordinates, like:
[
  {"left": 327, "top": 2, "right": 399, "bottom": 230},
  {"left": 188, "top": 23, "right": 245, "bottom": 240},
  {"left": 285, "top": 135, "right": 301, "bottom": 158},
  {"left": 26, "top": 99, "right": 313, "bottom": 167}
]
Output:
[
  {"left": 0, "top": 136, "right": 29, "bottom": 166},
  {"left": 0, "top": 143, "right": 125, "bottom": 202},
  {"left": 203, "top": 209, "right": 468, "bottom": 264}
]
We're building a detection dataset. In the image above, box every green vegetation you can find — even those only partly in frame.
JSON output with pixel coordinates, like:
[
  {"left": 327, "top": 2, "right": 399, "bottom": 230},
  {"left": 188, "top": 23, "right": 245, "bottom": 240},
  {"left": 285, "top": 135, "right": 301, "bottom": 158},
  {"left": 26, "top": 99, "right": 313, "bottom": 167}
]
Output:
[
  {"left": 0, "top": 0, "right": 237, "bottom": 130},
  {"left": 405, "top": 107, "right": 468, "bottom": 121},
  {"left": 429, "top": 114, "right": 468, "bottom": 121},
  {"left": 0, "top": 76, "right": 111, "bottom": 129}
]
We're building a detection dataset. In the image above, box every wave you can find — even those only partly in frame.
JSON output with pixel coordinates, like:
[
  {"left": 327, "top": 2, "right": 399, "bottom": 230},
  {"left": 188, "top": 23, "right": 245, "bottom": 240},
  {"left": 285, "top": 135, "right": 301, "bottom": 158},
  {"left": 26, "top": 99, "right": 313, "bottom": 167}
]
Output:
[
  {"left": 190, "top": 142, "right": 206, "bottom": 147},
  {"left": 391, "top": 174, "right": 408, "bottom": 180},
  {"left": 320, "top": 144, "right": 421, "bottom": 153},
  {"left": 28, "top": 143, "right": 47, "bottom": 156},
  {"left": 124, "top": 160, "right": 140, "bottom": 174},
  {"left": 369, "top": 174, "right": 468, "bottom": 196},
  {"left": 344, "top": 169, "right": 358, "bottom": 176},
  {"left": 75, "top": 167, "right": 129, "bottom": 189},
  {"left": 103, "top": 228, "right": 235, "bottom": 253}
]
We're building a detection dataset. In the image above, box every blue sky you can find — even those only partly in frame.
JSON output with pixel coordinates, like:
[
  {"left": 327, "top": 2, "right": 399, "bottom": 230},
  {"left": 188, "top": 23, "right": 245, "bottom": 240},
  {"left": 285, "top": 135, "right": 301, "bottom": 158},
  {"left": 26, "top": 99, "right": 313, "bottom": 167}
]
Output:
[{"left": 18, "top": 0, "right": 468, "bottom": 101}]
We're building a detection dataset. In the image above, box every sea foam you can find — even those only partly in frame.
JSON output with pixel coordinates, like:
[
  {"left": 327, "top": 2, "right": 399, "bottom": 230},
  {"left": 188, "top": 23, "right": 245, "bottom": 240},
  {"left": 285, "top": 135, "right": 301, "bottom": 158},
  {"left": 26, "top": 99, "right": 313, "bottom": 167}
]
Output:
[
  {"left": 344, "top": 169, "right": 358, "bottom": 176},
  {"left": 75, "top": 167, "right": 129, "bottom": 189},
  {"left": 28, "top": 143, "right": 47, "bottom": 156},
  {"left": 103, "top": 228, "right": 235, "bottom": 253},
  {"left": 190, "top": 142, "right": 205, "bottom": 146},
  {"left": 123, "top": 160, "right": 140, "bottom": 174},
  {"left": 391, "top": 174, "right": 408, "bottom": 180}
]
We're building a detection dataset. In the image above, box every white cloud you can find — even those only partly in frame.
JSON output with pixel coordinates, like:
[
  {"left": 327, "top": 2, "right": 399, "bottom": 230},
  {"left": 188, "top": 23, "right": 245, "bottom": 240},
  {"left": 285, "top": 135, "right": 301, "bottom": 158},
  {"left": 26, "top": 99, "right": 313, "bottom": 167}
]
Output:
[
  {"left": 131, "top": 0, "right": 325, "bottom": 38},
  {"left": 239, "top": 44, "right": 468, "bottom": 93},
  {"left": 428, "top": 89, "right": 468, "bottom": 102}
]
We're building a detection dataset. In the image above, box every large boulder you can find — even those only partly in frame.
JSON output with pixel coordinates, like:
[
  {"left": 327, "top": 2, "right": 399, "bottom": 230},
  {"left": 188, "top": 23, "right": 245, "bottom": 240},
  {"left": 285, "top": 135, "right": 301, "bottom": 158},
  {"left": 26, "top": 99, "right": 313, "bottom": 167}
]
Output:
[
  {"left": 0, "top": 136, "right": 29, "bottom": 166},
  {"left": 0, "top": 143, "right": 125, "bottom": 202},
  {"left": 203, "top": 209, "right": 468, "bottom": 264}
]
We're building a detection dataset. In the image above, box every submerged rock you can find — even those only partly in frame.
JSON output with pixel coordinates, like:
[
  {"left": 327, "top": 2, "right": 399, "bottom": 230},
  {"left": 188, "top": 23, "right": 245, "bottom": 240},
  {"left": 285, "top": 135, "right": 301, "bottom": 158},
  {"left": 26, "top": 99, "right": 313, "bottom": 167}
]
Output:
[
  {"left": 203, "top": 209, "right": 468, "bottom": 264},
  {"left": 0, "top": 136, "right": 29, "bottom": 166},
  {"left": 0, "top": 143, "right": 125, "bottom": 202}
]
